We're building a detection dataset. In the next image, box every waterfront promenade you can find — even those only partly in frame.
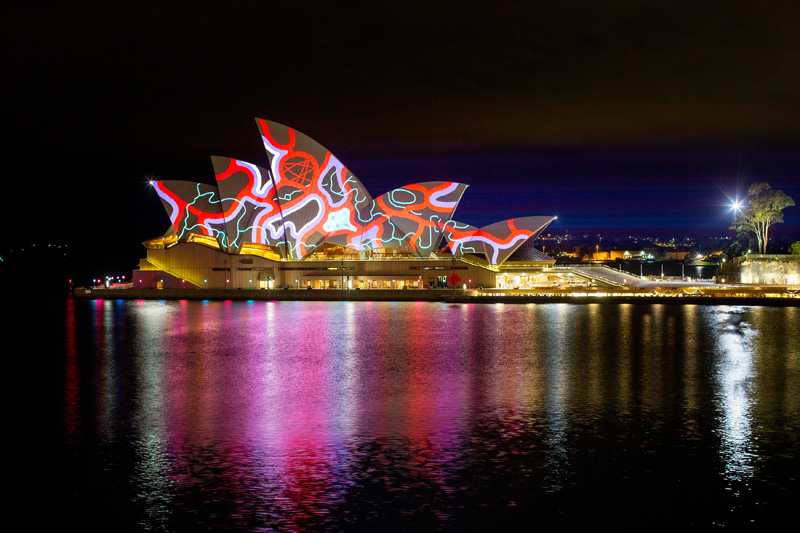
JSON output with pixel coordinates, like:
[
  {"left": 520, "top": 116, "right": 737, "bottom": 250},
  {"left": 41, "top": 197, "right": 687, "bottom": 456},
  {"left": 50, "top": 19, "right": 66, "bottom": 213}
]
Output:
[{"left": 74, "top": 285, "right": 799, "bottom": 306}]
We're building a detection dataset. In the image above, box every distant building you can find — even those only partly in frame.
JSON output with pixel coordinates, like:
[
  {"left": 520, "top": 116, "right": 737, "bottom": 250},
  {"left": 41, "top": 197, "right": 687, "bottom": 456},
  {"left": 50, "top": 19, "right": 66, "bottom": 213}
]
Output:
[
  {"left": 643, "top": 247, "right": 662, "bottom": 259},
  {"left": 621, "top": 250, "right": 653, "bottom": 260},
  {"left": 557, "top": 251, "right": 580, "bottom": 258},
  {"left": 590, "top": 250, "right": 626, "bottom": 261},
  {"left": 665, "top": 249, "right": 690, "bottom": 260}
]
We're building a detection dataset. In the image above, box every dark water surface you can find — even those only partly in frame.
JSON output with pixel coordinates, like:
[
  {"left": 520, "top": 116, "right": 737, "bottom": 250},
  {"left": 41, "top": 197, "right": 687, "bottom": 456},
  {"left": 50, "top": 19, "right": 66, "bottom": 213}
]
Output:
[{"left": 19, "top": 299, "right": 799, "bottom": 530}]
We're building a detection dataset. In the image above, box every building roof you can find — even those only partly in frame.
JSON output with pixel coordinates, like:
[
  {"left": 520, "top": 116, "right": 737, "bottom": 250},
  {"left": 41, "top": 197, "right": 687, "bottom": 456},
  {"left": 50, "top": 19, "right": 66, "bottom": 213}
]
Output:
[
  {"left": 153, "top": 120, "right": 554, "bottom": 266},
  {"left": 506, "top": 247, "right": 556, "bottom": 263}
]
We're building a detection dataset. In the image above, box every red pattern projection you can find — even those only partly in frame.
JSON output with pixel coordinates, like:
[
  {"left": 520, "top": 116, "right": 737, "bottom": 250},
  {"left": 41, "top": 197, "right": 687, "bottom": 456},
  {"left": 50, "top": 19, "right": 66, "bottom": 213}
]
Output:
[
  {"left": 211, "top": 157, "right": 286, "bottom": 254},
  {"left": 153, "top": 120, "right": 553, "bottom": 265},
  {"left": 258, "top": 119, "right": 467, "bottom": 258},
  {"left": 365, "top": 181, "right": 468, "bottom": 257},
  {"left": 153, "top": 181, "right": 228, "bottom": 247},
  {"left": 438, "top": 216, "right": 554, "bottom": 265},
  {"left": 281, "top": 155, "right": 317, "bottom": 188},
  {"left": 256, "top": 118, "right": 375, "bottom": 258}
]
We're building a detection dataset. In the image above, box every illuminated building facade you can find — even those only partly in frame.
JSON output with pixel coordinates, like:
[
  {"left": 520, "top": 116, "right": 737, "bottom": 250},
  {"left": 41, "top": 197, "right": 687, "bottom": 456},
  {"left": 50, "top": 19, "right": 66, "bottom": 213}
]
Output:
[
  {"left": 134, "top": 120, "right": 555, "bottom": 289},
  {"left": 739, "top": 254, "right": 800, "bottom": 285}
]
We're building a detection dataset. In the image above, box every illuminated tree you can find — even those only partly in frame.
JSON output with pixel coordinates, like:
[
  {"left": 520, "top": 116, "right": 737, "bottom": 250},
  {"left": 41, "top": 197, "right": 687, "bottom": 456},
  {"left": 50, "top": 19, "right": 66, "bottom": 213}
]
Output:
[
  {"left": 791, "top": 241, "right": 800, "bottom": 255},
  {"left": 731, "top": 182, "right": 795, "bottom": 254}
]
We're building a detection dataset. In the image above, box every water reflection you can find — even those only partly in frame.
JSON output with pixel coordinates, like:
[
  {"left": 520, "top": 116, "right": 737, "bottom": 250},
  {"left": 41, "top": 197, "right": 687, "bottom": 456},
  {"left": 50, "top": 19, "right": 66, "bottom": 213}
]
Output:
[
  {"left": 132, "top": 300, "right": 171, "bottom": 529},
  {"left": 713, "top": 307, "right": 756, "bottom": 484},
  {"left": 541, "top": 303, "right": 570, "bottom": 491},
  {"left": 58, "top": 300, "right": 800, "bottom": 529},
  {"left": 64, "top": 298, "right": 80, "bottom": 443}
]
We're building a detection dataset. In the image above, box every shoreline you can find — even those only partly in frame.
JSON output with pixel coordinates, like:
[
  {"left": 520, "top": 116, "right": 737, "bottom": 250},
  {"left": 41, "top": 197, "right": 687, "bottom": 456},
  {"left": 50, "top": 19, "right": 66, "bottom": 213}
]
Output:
[
  {"left": 441, "top": 295, "right": 799, "bottom": 307},
  {"left": 73, "top": 287, "right": 800, "bottom": 306}
]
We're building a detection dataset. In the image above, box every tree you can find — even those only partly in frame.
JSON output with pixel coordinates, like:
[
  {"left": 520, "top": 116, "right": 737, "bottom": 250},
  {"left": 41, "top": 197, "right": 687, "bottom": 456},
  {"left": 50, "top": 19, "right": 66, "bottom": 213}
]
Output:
[
  {"left": 725, "top": 241, "right": 743, "bottom": 259},
  {"left": 731, "top": 182, "right": 795, "bottom": 254},
  {"left": 791, "top": 241, "right": 800, "bottom": 255}
]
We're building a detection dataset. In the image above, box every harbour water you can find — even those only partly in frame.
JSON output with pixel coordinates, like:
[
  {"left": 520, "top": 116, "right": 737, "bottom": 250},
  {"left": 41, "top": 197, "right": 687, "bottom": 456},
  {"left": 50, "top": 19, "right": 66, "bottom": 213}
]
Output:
[{"left": 19, "top": 298, "right": 799, "bottom": 530}]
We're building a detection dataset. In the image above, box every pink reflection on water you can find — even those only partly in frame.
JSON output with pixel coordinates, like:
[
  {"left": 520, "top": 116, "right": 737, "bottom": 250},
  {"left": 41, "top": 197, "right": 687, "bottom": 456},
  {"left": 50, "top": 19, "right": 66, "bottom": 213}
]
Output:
[
  {"left": 152, "top": 301, "right": 352, "bottom": 524},
  {"left": 60, "top": 299, "right": 800, "bottom": 528},
  {"left": 365, "top": 302, "right": 468, "bottom": 501},
  {"left": 147, "top": 301, "right": 470, "bottom": 521},
  {"left": 91, "top": 299, "right": 113, "bottom": 437},
  {"left": 74, "top": 300, "right": 483, "bottom": 524},
  {"left": 64, "top": 298, "right": 80, "bottom": 442}
]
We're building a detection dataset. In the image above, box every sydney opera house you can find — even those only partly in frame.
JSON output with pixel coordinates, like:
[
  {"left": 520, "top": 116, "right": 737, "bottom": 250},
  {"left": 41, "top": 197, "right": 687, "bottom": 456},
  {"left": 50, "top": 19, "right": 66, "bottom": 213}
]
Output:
[{"left": 134, "top": 120, "right": 556, "bottom": 290}]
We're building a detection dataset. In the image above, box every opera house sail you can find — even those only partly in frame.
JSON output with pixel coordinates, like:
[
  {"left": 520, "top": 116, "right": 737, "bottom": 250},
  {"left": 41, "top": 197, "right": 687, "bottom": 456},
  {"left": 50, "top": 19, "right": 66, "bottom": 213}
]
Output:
[{"left": 137, "top": 120, "right": 555, "bottom": 290}]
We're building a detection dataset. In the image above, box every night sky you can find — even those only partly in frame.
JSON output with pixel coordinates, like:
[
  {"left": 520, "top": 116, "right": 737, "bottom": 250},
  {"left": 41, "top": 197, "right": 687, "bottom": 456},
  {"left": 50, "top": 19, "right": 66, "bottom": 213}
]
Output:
[{"left": 3, "top": 2, "right": 799, "bottom": 277}]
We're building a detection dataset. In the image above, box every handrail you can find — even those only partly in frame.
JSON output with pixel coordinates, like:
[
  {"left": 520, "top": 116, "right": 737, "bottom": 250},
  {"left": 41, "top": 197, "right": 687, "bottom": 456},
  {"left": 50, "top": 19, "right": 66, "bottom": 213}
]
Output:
[
  {"left": 457, "top": 254, "right": 499, "bottom": 272},
  {"left": 548, "top": 266, "right": 628, "bottom": 288}
]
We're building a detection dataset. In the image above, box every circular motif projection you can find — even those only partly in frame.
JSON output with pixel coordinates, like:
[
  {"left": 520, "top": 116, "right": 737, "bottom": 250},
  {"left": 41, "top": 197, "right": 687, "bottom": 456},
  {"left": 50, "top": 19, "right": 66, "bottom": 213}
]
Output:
[{"left": 280, "top": 154, "right": 317, "bottom": 188}]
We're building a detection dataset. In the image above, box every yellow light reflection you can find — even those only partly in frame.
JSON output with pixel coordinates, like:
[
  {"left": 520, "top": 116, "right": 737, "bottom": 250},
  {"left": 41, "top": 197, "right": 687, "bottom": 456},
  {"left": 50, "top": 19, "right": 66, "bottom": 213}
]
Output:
[{"left": 715, "top": 307, "right": 756, "bottom": 483}]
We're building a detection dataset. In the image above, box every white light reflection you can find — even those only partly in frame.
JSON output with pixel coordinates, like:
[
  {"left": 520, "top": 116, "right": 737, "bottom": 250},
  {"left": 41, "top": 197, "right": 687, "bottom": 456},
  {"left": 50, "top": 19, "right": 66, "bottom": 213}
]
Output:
[
  {"left": 542, "top": 303, "right": 570, "bottom": 491},
  {"left": 258, "top": 300, "right": 283, "bottom": 443},
  {"left": 714, "top": 307, "right": 756, "bottom": 485},
  {"left": 131, "top": 300, "right": 173, "bottom": 529}
]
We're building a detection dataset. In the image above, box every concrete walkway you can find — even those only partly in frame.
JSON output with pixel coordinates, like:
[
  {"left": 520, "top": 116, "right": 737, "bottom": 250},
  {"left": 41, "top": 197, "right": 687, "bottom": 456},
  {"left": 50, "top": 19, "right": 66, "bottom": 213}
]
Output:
[{"left": 552, "top": 266, "right": 720, "bottom": 289}]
